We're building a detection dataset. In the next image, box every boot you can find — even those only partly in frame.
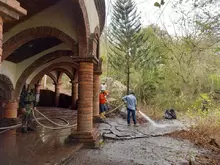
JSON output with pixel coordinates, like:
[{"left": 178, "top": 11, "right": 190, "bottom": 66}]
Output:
[
  {"left": 100, "top": 112, "right": 106, "bottom": 119},
  {"left": 22, "top": 127, "right": 27, "bottom": 133}
]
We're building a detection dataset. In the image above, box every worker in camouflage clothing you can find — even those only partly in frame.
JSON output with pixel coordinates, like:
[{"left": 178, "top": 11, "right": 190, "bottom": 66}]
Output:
[{"left": 19, "top": 84, "right": 36, "bottom": 133}]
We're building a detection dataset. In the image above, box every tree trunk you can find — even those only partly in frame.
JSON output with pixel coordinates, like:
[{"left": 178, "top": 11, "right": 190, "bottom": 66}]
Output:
[{"left": 126, "top": 59, "right": 130, "bottom": 95}]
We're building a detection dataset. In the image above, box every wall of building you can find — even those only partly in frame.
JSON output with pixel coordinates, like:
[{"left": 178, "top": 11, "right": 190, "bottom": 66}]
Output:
[
  {"left": 0, "top": 61, "right": 17, "bottom": 88},
  {"left": 16, "top": 44, "right": 70, "bottom": 82},
  {"left": 84, "top": 0, "right": 100, "bottom": 33},
  {"left": 3, "top": 0, "right": 78, "bottom": 43},
  {"left": 0, "top": 44, "right": 69, "bottom": 87},
  {"left": 0, "top": 0, "right": 100, "bottom": 89}
]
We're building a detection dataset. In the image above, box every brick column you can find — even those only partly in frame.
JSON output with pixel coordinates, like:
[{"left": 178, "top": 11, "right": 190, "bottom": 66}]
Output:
[
  {"left": 93, "top": 59, "right": 102, "bottom": 122},
  {"left": 71, "top": 81, "right": 78, "bottom": 110},
  {"left": 35, "top": 83, "right": 41, "bottom": 104},
  {"left": 4, "top": 101, "right": 18, "bottom": 119},
  {"left": 93, "top": 74, "right": 100, "bottom": 117},
  {"left": 67, "top": 61, "right": 102, "bottom": 148},
  {"left": 55, "top": 83, "right": 62, "bottom": 107},
  {"left": 77, "top": 62, "right": 93, "bottom": 132}
]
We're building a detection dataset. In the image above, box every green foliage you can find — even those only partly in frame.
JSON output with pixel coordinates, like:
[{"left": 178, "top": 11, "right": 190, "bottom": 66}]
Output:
[
  {"left": 132, "top": 69, "right": 160, "bottom": 104},
  {"left": 191, "top": 93, "right": 212, "bottom": 111},
  {"left": 103, "top": 0, "right": 220, "bottom": 113},
  {"left": 154, "top": 0, "right": 165, "bottom": 8},
  {"left": 154, "top": 2, "right": 161, "bottom": 8}
]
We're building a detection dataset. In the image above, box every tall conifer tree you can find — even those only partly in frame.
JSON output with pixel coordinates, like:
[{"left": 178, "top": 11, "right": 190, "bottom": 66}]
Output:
[{"left": 108, "top": 0, "right": 148, "bottom": 94}]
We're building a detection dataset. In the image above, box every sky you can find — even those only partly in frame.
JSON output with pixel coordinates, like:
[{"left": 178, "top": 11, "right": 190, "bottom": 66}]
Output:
[
  {"left": 105, "top": 0, "right": 181, "bottom": 34},
  {"left": 106, "top": 0, "right": 220, "bottom": 35},
  {"left": 106, "top": 0, "right": 198, "bottom": 34}
]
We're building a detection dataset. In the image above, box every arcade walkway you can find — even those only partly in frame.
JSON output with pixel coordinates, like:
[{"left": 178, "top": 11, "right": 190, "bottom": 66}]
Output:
[{"left": 0, "top": 107, "right": 81, "bottom": 165}]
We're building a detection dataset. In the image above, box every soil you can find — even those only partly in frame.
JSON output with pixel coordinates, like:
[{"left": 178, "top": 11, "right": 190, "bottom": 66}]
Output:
[{"left": 168, "top": 130, "right": 220, "bottom": 165}]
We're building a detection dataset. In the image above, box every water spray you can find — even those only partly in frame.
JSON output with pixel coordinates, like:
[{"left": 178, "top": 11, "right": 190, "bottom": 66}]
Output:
[{"left": 137, "top": 110, "right": 172, "bottom": 128}]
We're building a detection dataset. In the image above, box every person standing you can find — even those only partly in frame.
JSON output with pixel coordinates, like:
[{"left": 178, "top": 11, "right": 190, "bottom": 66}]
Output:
[
  {"left": 101, "top": 82, "right": 107, "bottom": 92},
  {"left": 122, "top": 91, "right": 138, "bottom": 126},
  {"left": 99, "top": 90, "right": 107, "bottom": 118},
  {"left": 19, "top": 85, "right": 36, "bottom": 133}
]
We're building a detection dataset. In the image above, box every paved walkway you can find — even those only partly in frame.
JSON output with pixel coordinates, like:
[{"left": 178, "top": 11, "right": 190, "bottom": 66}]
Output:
[
  {"left": 0, "top": 107, "right": 200, "bottom": 165},
  {"left": 100, "top": 107, "right": 187, "bottom": 140},
  {"left": 0, "top": 107, "right": 79, "bottom": 165}
]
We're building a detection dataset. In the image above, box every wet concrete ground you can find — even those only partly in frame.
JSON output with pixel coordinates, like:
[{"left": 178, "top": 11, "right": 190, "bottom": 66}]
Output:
[
  {"left": 67, "top": 137, "right": 203, "bottom": 165},
  {"left": 0, "top": 107, "right": 208, "bottom": 165},
  {"left": 100, "top": 117, "right": 187, "bottom": 140},
  {"left": 0, "top": 107, "right": 79, "bottom": 165},
  {"left": 67, "top": 115, "right": 206, "bottom": 165}
]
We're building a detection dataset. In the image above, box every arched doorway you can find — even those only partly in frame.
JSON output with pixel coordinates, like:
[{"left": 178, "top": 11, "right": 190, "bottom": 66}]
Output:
[{"left": 0, "top": 74, "right": 14, "bottom": 119}]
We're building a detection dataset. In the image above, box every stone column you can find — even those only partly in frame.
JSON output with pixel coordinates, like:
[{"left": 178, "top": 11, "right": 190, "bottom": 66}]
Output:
[
  {"left": 35, "top": 83, "right": 41, "bottom": 105},
  {"left": 77, "top": 62, "right": 94, "bottom": 132},
  {"left": 4, "top": 101, "right": 18, "bottom": 119},
  {"left": 71, "top": 81, "right": 78, "bottom": 110},
  {"left": 93, "top": 74, "right": 100, "bottom": 117},
  {"left": 55, "top": 83, "right": 62, "bottom": 107}
]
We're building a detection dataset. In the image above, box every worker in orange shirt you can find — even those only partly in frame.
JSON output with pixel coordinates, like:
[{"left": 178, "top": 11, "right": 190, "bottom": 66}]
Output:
[{"left": 99, "top": 90, "right": 107, "bottom": 118}]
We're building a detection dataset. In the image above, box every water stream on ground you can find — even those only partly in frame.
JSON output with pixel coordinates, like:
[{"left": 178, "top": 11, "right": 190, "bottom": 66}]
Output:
[{"left": 138, "top": 110, "right": 172, "bottom": 128}]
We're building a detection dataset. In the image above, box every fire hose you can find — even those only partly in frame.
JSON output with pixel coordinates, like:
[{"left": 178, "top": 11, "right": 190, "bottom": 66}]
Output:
[
  {"left": 0, "top": 108, "right": 77, "bottom": 133},
  {"left": 0, "top": 103, "right": 124, "bottom": 133},
  {"left": 105, "top": 103, "right": 124, "bottom": 115},
  {"left": 32, "top": 108, "right": 77, "bottom": 130}
]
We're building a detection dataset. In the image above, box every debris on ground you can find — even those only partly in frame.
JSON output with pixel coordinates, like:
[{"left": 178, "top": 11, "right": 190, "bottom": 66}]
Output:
[{"left": 168, "top": 129, "right": 220, "bottom": 165}]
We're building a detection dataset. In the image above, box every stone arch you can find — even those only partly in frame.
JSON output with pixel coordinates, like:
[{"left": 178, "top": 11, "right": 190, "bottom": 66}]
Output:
[
  {"left": 56, "top": 68, "right": 74, "bottom": 83},
  {"left": 73, "top": 70, "right": 79, "bottom": 82},
  {"left": 0, "top": 74, "right": 14, "bottom": 100},
  {"left": 94, "top": 26, "right": 100, "bottom": 37},
  {"left": 46, "top": 73, "right": 57, "bottom": 85},
  {"left": 89, "top": 26, "right": 100, "bottom": 58},
  {"left": 15, "top": 62, "right": 78, "bottom": 98},
  {"left": 2, "top": 27, "right": 77, "bottom": 61},
  {"left": 74, "top": 0, "right": 90, "bottom": 57},
  {"left": 32, "top": 73, "right": 56, "bottom": 91},
  {"left": 15, "top": 50, "right": 72, "bottom": 99},
  {"left": 77, "top": 0, "right": 90, "bottom": 38},
  {"left": 94, "top": 0, "right": 106, "bottom": 33},
  {"left": 30, "top": 63, "right": 76, "bottom": 86}
]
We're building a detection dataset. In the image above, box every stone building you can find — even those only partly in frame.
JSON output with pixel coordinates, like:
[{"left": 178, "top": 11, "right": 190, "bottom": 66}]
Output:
[{"left": 0, "top": 0, "right": 105, "bottom": 146}]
